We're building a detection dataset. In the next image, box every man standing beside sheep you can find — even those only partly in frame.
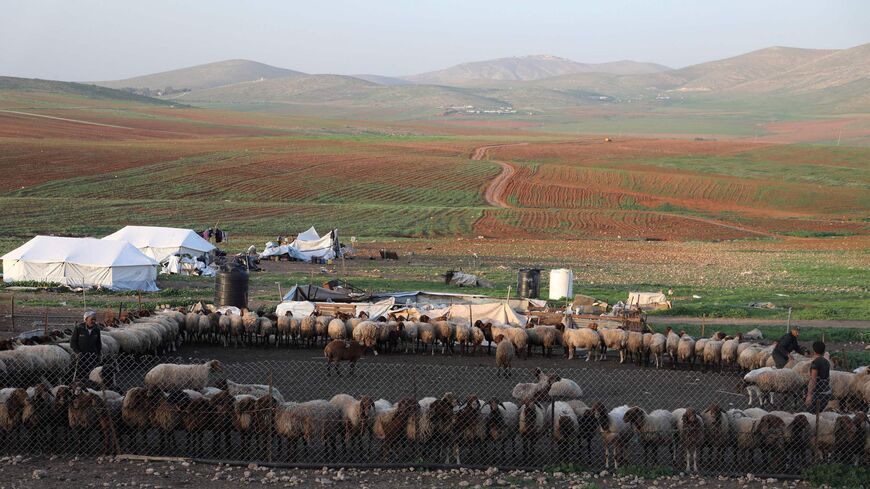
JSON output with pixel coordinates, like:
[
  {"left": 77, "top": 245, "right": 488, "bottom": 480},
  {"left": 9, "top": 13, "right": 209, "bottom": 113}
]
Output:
[
  {"left": 805, "top": 341, "right": 832, "bottom": 413},
  {"left": 771, "top": 326, "right": 804, "bottom": 368},
  {"left": 71, "top": 310, "right": 102, "bottom": 381}
]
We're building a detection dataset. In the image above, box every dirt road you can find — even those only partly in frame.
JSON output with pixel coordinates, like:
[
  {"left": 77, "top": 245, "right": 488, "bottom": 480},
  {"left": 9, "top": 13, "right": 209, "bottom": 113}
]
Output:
[
  {"left": 0, "top": 109, "right": 136, "bottom": 129},
  {"left": 471, "top": 144, "right": 527, "bottom": 208}
]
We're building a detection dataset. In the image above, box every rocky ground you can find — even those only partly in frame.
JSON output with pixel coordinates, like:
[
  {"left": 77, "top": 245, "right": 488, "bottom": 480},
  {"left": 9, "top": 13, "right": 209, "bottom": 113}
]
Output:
[{"left": 0, "top": 455, "right": 816, "bottom": 489}]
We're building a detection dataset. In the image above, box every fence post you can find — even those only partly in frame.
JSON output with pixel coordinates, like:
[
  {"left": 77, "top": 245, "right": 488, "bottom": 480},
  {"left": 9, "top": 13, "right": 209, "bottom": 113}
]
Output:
[
  {"left": 9, "top": 293, "right": 13, "bottom": 332},
  {"left": 44, "top": 309, "right": 48, "bottom": 336},
  {"left": 268, "top": 370, "right": 274, "bottom": 463}
]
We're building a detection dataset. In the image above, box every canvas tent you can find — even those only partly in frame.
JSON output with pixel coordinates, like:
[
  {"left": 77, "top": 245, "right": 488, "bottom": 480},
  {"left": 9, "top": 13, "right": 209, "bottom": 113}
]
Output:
[
  {"left": 1, "top": 236, "right": 159, "bottom": 291},
  {"left": 373, "top": 290, "right": 495, "bottom": 306},
  {"left": 399, "top": 303, "right": 527, "bottom": 326},
  {"left": 260, "top": 227, "right": 340, "bottom": 262},
  {"left": 627, "top": 291, "right": 671, "bottom": 310},
  {"left": 102, "top": 226, "right": 215, "bottom": 264}
]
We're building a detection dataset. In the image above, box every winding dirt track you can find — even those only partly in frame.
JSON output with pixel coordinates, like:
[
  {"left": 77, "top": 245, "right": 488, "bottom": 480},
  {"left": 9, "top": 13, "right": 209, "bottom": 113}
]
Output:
[
  {"left": 471, "top": 142, "right": 777, "bottom": 238},
  {"left": 471, "top": 143, "right": 527, "bottom": 208}
]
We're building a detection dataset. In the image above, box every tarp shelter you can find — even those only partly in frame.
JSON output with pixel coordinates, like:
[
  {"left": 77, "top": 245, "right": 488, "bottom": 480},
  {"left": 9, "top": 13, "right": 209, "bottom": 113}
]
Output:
[
  {"left": 627, "top": 291, "right": 671, "bottom": 310},
  {"left": 399, "top": 303, "right": 527, "bottom": 327},
  {"left": 373, "top": 291, "right": 495, "bottom": 306},
  {"left": 281, "top": 284, "right": 366, "bottom": 303},
  {"left": 276, "top": 298, "right": 395, "bottom": 320},
  {"left": 260, "top": 227, "right": 340, "bottom": 262},
  {"left": 102, "top": 226, "right": 215, "bottom": 264},
  {"left": 1, "top": 236, "right": 159, "bottom": 291}
]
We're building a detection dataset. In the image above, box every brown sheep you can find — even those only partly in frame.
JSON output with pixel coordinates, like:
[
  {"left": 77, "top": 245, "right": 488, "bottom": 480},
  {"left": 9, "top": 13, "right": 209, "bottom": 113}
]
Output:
[
  {"left": 182, "top": 396, "right": 211, "bottom": 456},
  {"left": 121, "top": 387, "right": 151, "bottom": 452},
  {"left": 324, "top": 340, "right": 367, "bottom": 377},
  {"left": 208, "top": 391, "right": 236, "bottom": 458},
  {"left": 379, "top": 398, "right": 419, "bottom": 461}
]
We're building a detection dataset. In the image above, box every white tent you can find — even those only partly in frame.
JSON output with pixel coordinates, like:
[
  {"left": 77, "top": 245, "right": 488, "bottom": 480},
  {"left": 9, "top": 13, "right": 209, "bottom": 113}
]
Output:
[
  {"left": 102, "top": 226, "right": 215, "bottom": 264},
  {"left": 260, "top": 227, "right": 340, "bottom": 262},
  {"left": 2, "top": 236, "right": 159, "bottom": 291},
  {"left": 627, "top": 291, "right": 671, "bottom": 310}
]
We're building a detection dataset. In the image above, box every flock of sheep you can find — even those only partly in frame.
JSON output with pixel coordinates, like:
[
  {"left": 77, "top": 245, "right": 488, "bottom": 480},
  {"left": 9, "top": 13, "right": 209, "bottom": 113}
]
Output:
[
  {"left": 0, "top": 307, "right": 868, "bottom": 474},
  {"left": 0, "top": 359, "right": 868, "bottom": 473}
]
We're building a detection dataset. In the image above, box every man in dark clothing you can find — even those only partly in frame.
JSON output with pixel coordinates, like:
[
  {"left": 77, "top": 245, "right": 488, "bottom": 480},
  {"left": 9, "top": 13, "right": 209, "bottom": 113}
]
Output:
[
  {"left": 805, "top": 341, "right": 832, "bottom": 413},
  {"left": 71, "top": 311, "right": 102, "bottom": 381},
  {"left": 771, "top": 326, "right": 802, "bottom": 368}
]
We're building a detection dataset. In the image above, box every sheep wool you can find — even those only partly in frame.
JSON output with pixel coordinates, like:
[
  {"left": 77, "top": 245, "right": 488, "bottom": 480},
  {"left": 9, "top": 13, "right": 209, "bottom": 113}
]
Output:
[{"left": 145, "top": 360, "right": 222, "bottom": 391}]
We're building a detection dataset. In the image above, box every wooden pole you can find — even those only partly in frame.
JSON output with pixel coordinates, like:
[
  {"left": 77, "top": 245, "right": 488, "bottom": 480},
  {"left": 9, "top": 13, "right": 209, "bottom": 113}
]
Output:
[
  {"left": 44, "top": 309, "right": 48, "bottom": 336},
  {"left": 701, "top": 314, "right": 705, "bottom": 339},
  {"left": 786, "top": 307, "right": 792, "bottom": 333},
  {"left": 9, "top": 294, "right": 14, "bottom": 332}
]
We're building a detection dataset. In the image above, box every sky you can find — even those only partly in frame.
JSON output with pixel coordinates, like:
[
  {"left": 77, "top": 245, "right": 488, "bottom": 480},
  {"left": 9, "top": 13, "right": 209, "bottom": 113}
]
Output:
[{"left": 1, "top": 0, "right": 868, "bottom": 81}]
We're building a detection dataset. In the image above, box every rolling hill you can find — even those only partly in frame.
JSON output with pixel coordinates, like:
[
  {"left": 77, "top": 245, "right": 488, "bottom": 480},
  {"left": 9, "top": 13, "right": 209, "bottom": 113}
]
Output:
[
  {"left": 96, "top": 59, "right": 303, "bottom": 91},
  {"left": 0, "top": 76, "right": 177, "bottom": 105},
  {"left": 404, "top": 55, "right": 671, "bottom": 84}
]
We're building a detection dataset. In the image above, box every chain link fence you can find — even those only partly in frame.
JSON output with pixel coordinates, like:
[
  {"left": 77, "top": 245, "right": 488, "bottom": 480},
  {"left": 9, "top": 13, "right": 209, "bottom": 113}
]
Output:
[{"left": 0, "top": 353, "right": 867, "bottom": 475}]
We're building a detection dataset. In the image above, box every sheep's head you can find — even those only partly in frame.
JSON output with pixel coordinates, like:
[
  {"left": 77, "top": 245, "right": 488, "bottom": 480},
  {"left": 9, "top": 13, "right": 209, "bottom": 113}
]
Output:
[
  {"left": 756, "top": 415, "right": 786, "bottom": 446},
  {"left": 207, "top": 360, "right": 223, "bottom": 373},
  {"left": 623, "top": 406, "right": 645, "bottom": 430},
  {"left": 591, "top": 403, "right": 609, "bottom": 428},
  {"left": 493, "top": 334, "right": 505, "bottom": 344},
  {"left": 704, "top": 404, "right": 723, "bottom": 425},
  {"left": 441, "top": 392, "right": 457, "bottom": 407},
  {"left": 486, "top": 398, "right": 504, "bottom": 412},
  {"left": 125, "top": 387, "right": 149, "bottom": 409},
  {"left": 789, "top": 414, "right": 811, "bottom": 440},
  {"left": 358, "top": 396, "right": 375, "bottom": 420},
  {"left": 419, "top": 315, "right": 430, "bottom": 323}
]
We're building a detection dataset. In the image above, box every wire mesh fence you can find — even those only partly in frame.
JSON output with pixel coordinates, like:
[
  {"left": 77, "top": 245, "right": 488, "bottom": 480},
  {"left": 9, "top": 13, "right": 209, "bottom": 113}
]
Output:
[{"left": 0, "top": 353, "right": 867, "bottom": 475}]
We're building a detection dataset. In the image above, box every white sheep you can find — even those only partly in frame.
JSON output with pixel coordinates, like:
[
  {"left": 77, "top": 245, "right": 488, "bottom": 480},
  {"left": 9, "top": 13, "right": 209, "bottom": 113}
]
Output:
[
  {"left": 328, "top": 318, "right": 348, "bottom": 341},
  {"left": 545, "top": 401, "right": 579, "bottom": 445},
  {"left": 647, "top": 333, "right": 667, "bottom": 368},
  {"left": 622, "top": 407, "right": 676, "bottom": 465},
  {"left": 494, "top": 334, "right": 516, "bottom": 376},
  {"left": 703, "top": 340, "right": 724, "bottom": 370},
  {"left": 592, "top": 403, "right": 632, "bottom": 469},
  {"left": 599, "top": 328, "right": 628, "bottom": 363},
  {"left": 224, "top": 379, "right": 285, "bottom": 403},
  {"left": 329, "top": 393, "right": 377, "bottom": 447},
  {"left": 743, "top": 367, "right": 807, "bottom": 407},
  {"left": 677, "top": 335, "right": 696, "bottom": 367},
  {"left": 400, "top": 321, "right": 418, "bottom": 353},
  {"left": 144, "top": 360, "right": 223, "bottom": 391},
  {"left": 352, "top": 321, "right": 379, "bottom": 349},
  {"left": 562, "top": 327, "right": 603, "bottom": 361},
  {"left": 417, "top": 322, "right": 437, "bottom": 355},
  {"left": 535, "top": 369, "right": 583, "bottom": 398}
]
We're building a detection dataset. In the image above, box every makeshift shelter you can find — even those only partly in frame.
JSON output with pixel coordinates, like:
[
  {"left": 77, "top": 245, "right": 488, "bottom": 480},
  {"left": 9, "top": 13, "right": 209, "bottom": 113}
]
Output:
[
  {"left": 399, "top": 303, "right": 526, "bottom": 326},
  {"left": 372, "top": 291, "right": 495, "bottom": 306},
  {"left": 260, "top": 227, "right": 340, "bottom": 262},
  {"left": 281, "top": 284, "right": 367, "bottom": 303},
  {"left": 102, "top": 226, "right": 215, "bottom": 264},
  {"left": 627, "top": 291, "right": 671, "bottom": 310},
  {"left": 1, "top": 236, "right": 159, "bottom": 291},
  {"left": 276, "top": 298, "right": 395, "bottom": 320}
]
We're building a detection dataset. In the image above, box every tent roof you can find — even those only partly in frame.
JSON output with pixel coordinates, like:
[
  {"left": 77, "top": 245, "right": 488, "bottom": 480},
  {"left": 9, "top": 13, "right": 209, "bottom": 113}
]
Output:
[
  {"left": 296, "top": 226, "right": 320, "bottom": 242},
  {"left": 281, "top": 284, "right": 360, "bottom": 302},
  {"left": 2, "top": 236, "right": 158, "bottom": 267},
  {"left": 102, "top": 226, "right": 215, "bottom": 254}
]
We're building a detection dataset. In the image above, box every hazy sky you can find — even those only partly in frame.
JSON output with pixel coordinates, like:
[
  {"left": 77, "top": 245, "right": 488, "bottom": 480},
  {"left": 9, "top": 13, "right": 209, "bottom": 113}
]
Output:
[{"left": 2, "top": 0, "right": 868, "bottom": 81}]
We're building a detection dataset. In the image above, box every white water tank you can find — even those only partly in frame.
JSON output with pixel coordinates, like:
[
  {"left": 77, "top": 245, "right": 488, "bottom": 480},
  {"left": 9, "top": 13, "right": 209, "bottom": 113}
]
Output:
[{"left": 548, "top": 268, "right": 574, "bottom": 300}]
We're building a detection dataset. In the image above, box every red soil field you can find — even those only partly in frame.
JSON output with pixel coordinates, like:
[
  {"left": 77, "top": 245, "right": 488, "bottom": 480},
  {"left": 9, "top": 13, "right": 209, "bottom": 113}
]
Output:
[{"left": 760, "top": 116, "right": 870, "bottom": 143}]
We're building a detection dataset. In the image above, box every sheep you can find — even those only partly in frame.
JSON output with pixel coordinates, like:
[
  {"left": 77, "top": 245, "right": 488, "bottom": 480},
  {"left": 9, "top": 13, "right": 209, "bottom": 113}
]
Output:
[
  {"left": 451, "top": 396, "right": 484, "bottom": 464},
  {"left": 68, "top": 388, "right": 113, "bottom": 454},
  {"left": 623, "top": 406, "right": 676, "bottom": 466},
  {"left": 784, "top": 413, "right": 813, "bottom": 470},
  {"left": 469, "top": 325, "right": 485, "bottom": 354},
  {"left": 144, "top": 360, "right": 223, "bottom": 391},
  {"left": 329, "top": 394, "right": 376, "bottom": 448},
  {"left": 229, "top": 313, "right": 244, "bottom": 347},
  {"left": 196, "top": 314, "right": 212, "bottom": 344},
  {"left": 647, "top": 333, "right": 667, "bottom": 368},
  {"left": 694, "top": 338, "right": 709, "bottom": 366},
  {"left": 208, "top": 391, "right": 236, "bottom": 457},
  {"left": 721, "top": 333, "right": 742, "bottom": 369},
  {"left": 399, "top": 321, "right": 418, "bottom": 354},
  {"left": 701, "top": 404, "right": 730, "bottom": 464},
  {"left": 184, "top": 313, "right": 198, "bottom": 341},
  {"left": 255, "top": 317, "right": 275, "bottom": 347},
  {"left": 728, "top": 409, "right": 759, "bottom": 468},
  {"left": 665, "top": 328, "right": 680, "bottom": 366},
  {"left": 22, "top": 384, "right": 55, "bottom": 448},
  {"left": 375, "top": 398, "right": 419, "bottom": 461},
  {"left": 743, "top": 367, "right": 806, "bottom": 407},
  {"left": 148, "top": 388, "right": 189, "bottom": 453},
  {"left": 703, "top": 339, "right": 724, "bottom": 371},
  {"left": 518, "top": 399, "right": 545, "bottom": 459},
  {"left": 12, "top": 344, "right": 71, "bottom": 382},
  {"left": 324, "top": 340, "right": 369, "bottom": 377},
  {"left": 453, "top": 322, "right": 472, "bottom": 355},
  {"left": 181, "top": 394, "right": 211, "bottom": 456},
  {"left": 511, "top": 368, "right": 560, "bottom": 404},
  {"left": 592, "top": 403, "right": 632, "bottom": 469},
  {"left": 674, "top": 407, "right": 704, "bottom": 473},
  {"left": 0, "top": 388, "right": 27, "bottom": 447},
  {"left": 677, "top": 335, "right": 697, "bottom": 368},
  {"left": 494, "top": 334, "right": 516, "bottom": 377},
  {"left": 351, "top": 321, "right": 379, "bottom": 349},
  {"left": 432, "top": 320, "right": 454, "bottom": 355},
  {"left": 279, "top": 399, "right": 343, "bottom": 460},
  {"left": 562, "top": 327, "right": 604, "bottom": 361},
  {"left": 755, "top": 413, "right": 788, "bottom": 472},
  {"left": 599, "top": 327, "right": 628, "bottom": 363},
  {"left": 417, "top": 322, "right": 437, "bottom": 355},
  {"left": 315, "top": 315, "right": 333, "bottom": 344},
  {"left": 532, "top": 368, "right": 583, "bottom": 399},
  {"left": 276, "top": 312, "right": 294, "bottom": 346},
  {"left": 492, "top": 325, "right": 529, "bottom": 359},
  {"left": 223, "top": 379, "right": 285, "bottom": 403},
  {"left": 328, "top": 318, "right": 348, "bottom": 341},
  {"left": 545, "top": 401, "right": 579, "bottom": 455},
  {"left": 738, "top": 344, "right": 765, "bottom": 372},
  {"left": 626, "top": 331, "right": 645, "bottom": 365},
  {"left": 482, "top": 398, "right": 518, "bottom": 457},
  {"left": 406, "top": 393, "right": 456, "bottom": 461},
  {"left": 217, "top": 314, "right": 231, "bottom": 347},
  {"left": 299, "top": 314, "right": 317, "bottom": 347},
  {"left": 121, "top": 387, "right": 151, "bottom": 452}
]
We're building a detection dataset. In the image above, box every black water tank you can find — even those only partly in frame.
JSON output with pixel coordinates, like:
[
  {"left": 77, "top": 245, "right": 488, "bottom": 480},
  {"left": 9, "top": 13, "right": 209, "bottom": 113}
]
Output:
[
  {"left": 215, "top": 269, "right": 249, "bottom": 308},
  {"left": 516, "top": 268, "right": 541, "bottom": 298}
]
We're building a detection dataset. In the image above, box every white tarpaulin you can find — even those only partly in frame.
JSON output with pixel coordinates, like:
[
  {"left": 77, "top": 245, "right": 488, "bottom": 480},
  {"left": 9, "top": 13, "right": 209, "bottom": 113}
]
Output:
[
  {"left": 102, "top": 226, "right": 215, "bottom": 264},
  {"left": 627, "top": 291, "right": 671, "bottom": 309},
  {"left": 275, "top": 298, "right": 395, "bottom": 320},
  {"left": 259, "top": 227, "right": 340, "bottom": 262},
  {"left": 400, "top": 303, "right": 526, "bottom": 326},
  {"left": 2, "top": 236, "right": 159, "bottom": 291}
]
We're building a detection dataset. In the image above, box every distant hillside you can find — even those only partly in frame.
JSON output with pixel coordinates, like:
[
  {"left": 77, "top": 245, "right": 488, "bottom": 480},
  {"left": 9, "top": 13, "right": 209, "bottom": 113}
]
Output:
[
  {"left": 95, "top": 59, "right": 303, "bottom": 91},
  {"left": 405, "top": 55, "right": 671, "bottom": 84},
  {"left": 0, "top": 76, "right": 177, "bottom": 105},
  {"left": 673, "top": 46, "right": 836, "bottom": 92},
  {"left": 351, "top": 74, "right": 412, "bottom": 85},
  {"left": 177, "top": 74, "right": 506, "bottom": 111}
]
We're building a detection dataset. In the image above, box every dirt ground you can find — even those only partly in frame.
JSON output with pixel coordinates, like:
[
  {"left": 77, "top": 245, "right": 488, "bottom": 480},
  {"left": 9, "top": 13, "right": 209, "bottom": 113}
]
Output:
[{"left": 1, "top": 455, "right": 814, "bottom": 489}]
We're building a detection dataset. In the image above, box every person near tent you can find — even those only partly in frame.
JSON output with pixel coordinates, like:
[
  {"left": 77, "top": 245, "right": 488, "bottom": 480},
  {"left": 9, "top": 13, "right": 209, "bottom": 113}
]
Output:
[
  {"left": 771, "top": 326, "right": 804, "bottom": 368},
  {"left": 71, "top": 311, "right": 102, "bottom": 380},
  {"left": 805, "top": 341, "right": 832, "bottom": 413}
]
